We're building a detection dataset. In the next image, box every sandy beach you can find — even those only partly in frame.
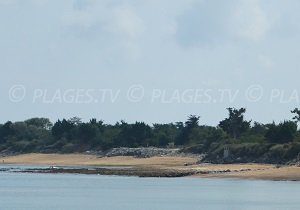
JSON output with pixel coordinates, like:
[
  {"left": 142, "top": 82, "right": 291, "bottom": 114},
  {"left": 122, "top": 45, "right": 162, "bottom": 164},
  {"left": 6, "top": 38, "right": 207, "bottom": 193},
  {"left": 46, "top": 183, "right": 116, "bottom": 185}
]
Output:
[
  {"left": 1, "top": 153, "right": 300, "bottom": 181},
  {"left": 0, "top": 153, "right": 196, "bottom": 167}
]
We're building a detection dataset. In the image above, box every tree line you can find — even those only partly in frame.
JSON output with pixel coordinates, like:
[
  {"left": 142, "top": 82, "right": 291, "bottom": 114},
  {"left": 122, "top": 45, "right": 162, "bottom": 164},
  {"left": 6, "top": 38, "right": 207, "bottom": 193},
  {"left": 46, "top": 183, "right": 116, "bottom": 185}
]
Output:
[{"left": 0, "top": 108, "right": 300, "bottom": 160}]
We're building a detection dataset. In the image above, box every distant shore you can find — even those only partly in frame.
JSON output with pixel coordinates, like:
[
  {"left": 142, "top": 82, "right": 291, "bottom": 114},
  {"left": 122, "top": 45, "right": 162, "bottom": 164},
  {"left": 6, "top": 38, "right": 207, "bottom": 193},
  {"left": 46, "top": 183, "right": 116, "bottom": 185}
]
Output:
[{"left": 1, "top": 153, "right": 300, "bottom": 181}]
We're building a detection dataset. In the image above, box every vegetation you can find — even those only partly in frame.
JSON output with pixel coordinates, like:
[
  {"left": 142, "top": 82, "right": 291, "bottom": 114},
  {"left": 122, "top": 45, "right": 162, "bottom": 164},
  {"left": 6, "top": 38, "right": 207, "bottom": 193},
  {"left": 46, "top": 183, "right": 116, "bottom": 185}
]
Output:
[
  {"left": 1, "top": 108, "right": 300, "bottom": 163},
  {"left": 218, "top": 108, "right": 251, "bottom": 139}
]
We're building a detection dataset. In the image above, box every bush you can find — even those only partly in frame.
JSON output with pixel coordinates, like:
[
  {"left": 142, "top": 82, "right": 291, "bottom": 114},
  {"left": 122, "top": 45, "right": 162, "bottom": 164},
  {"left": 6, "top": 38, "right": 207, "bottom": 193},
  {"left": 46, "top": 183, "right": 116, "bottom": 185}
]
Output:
[
  {"left": 10, "top": 140, "right": 37, "bottom": 152},
  {"left": 268, "top": 144, "right": 287, "bottom": 159},
  {"left": 180, "top": 144, "right": 205, "bottom": 154},
  {"left": 229, "top": 143, "right": 271, "bottom": 158},
  {"left": 61, "top": 143, "right": 76, "bottom": 153},
  {"left": 283, "top": 143, "right": 300, "bottom": 160}
]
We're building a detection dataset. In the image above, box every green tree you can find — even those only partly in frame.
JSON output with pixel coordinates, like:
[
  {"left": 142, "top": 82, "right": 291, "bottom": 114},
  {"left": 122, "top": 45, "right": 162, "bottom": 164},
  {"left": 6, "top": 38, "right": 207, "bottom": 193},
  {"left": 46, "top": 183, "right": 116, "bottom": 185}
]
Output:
[
  {"left": 152, "top": 123, "right": 178, "bottom": 146},
  {"left": 25, "top": 118, "right": 53, "bottom": 130},
  {"left": 291, "top": 108, "right": 300, "bottom": 123},
  {"left": 219, "top": 108, "right": 251, "bottom": 139},
  {"left": 116, "top": 121, "right": 152, "bottom": 147},
  {"left": 175, "top": 115, "right": 200, "bottom": 145},
  {"left": 51, "top": 119, "right": 74, "bottom": 139},
  {"left": 265, "top": 121, "right": 297, "bottom": 143},
  {"left": 0, "top": 121, "right": 13, "bottom": 143},
  {"left": 188, "top": 126, "right": 226, "bottom": 147},
  {"left": 68, "top": 117, "right": 82, "bottom": 125},
  {"left": 77, "top": 123, "right": 98, "bottom": 144}
]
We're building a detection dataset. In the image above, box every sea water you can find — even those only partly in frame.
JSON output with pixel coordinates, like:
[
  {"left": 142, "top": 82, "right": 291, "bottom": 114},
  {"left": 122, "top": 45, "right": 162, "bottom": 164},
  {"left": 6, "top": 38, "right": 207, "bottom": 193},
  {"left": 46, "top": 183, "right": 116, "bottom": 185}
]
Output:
[{"left": 0, "top": 171, "right": 299, "bottom": 210}]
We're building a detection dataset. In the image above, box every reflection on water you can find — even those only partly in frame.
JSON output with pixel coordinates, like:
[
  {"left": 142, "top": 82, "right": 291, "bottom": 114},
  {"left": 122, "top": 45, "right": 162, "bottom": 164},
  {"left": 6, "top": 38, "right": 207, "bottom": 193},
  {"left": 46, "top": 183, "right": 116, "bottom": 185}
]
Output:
[{"left": 0, "top": 167, "right": 300, "bottom": 210}]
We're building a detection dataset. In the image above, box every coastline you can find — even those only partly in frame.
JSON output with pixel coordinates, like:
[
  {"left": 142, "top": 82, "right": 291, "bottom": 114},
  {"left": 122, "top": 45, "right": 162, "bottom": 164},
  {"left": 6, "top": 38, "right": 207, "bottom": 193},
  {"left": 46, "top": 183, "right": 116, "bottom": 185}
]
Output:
[{"left": 1, "top": 153, "right": 300, "bottom": 181}]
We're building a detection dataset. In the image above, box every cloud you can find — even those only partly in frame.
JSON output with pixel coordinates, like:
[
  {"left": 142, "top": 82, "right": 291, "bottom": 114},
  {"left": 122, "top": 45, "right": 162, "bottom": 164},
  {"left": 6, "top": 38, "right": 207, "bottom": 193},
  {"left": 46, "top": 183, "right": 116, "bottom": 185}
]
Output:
[
  {"left": 112, "top": 5, "right": 145, "bottom": 39},
  {"left": 174, "top": 0, "right": 274, "bottom": 47},
  {"left": 64, "top": 2, "right": 145, "bottom": 38},
  {"left": 1, "top": 0, "right": 300, "bottom": 125},
  {"left": 175, "top": 0, "right": 233, "bottom": 47},
  {"left": 232, "top": 0, "right": 270, "bottom": 41},
  {"left": 258, "top": 54, "right": 274, "bottom": 70},
  {"left": 0, "top": 0, "right": 17, "bottom": 5},
  {"left": 59, "top": 1, "right": 147, "bottom": 61},
  {"left": 63, "top": 1, "right": 107, "bottom": 29}
]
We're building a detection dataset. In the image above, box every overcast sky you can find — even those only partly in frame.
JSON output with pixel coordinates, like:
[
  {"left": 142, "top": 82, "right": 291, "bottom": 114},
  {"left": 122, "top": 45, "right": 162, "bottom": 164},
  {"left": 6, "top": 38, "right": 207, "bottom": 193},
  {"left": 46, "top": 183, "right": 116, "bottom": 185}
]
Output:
[{"left": 1, "top": 0, "right": 300, "bottom": 125}]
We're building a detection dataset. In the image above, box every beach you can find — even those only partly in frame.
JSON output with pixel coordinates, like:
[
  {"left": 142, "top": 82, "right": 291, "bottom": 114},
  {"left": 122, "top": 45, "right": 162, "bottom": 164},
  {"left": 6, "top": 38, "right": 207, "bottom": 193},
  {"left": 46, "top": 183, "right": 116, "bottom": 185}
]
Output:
[{"left": 1, "top": 153, "right": 300, "bottom": 181}]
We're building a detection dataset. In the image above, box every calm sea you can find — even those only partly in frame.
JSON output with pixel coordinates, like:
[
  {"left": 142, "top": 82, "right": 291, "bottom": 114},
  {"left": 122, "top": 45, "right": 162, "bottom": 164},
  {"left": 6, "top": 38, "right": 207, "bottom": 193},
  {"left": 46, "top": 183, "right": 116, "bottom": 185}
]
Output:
[{"left": 0, "top": 169, "right": 299, "bottom": 210}]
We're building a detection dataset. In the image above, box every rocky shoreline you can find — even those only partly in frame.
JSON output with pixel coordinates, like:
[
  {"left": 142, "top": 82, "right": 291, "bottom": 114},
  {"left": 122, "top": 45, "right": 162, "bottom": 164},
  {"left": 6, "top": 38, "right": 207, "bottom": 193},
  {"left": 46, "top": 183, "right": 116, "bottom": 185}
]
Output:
[
  {"left": 7, "top": 166, "right": 256, "bottom": 178},
  {"left": 92, "top": 147, "right": 199, "bottom": 158},
  {"left": 17, "top": 167, "right": 195, "bottom": 177},
  {"left": 0, "top": 147, "right": 199, "bottom": 159}
]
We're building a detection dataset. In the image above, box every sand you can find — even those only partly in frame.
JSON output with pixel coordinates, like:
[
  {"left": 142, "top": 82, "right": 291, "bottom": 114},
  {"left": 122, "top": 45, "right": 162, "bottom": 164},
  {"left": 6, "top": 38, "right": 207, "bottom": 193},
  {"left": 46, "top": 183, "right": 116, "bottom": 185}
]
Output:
[
  {"left": 193, "top": 165, "right": 300, "bottom": 181},
  {"left": 2, "top": 153, "right": 300, "bottom": 181},
  {"left": 0, "top": 153, "right": 196, "bottom": 167}
]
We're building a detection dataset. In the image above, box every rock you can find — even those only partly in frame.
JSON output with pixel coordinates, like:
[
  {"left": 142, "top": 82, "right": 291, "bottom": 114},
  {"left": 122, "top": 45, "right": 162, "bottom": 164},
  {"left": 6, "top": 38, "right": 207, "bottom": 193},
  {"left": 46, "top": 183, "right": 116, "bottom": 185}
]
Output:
[{"left": 101, "top": 147, "right": 198, "bottom": 158}]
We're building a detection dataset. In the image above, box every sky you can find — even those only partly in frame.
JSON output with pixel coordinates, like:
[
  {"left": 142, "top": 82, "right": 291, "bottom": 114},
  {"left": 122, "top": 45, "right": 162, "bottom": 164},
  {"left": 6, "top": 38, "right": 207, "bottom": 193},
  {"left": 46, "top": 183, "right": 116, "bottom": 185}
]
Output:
[{"left": 1, "top": 0, "right": 300, "bottom": 125}]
